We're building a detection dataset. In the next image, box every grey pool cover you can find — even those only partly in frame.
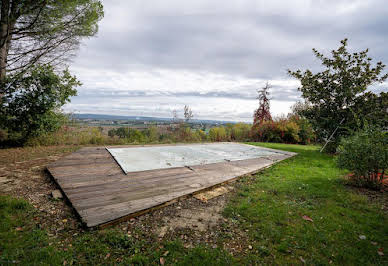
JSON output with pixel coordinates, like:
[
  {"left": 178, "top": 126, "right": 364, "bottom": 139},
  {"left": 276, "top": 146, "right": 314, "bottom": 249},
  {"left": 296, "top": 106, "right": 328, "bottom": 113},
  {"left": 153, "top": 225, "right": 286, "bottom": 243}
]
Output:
[{"left": 107, "top": 143, "right": 284, "bottom": 173}]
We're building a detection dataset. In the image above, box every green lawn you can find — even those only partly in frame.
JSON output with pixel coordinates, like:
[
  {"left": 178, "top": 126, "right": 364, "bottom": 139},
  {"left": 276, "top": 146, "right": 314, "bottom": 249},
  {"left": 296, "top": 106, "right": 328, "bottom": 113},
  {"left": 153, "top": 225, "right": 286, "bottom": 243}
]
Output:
[{"left": 0, "top": 143, "right": 387, "bottom": 265}]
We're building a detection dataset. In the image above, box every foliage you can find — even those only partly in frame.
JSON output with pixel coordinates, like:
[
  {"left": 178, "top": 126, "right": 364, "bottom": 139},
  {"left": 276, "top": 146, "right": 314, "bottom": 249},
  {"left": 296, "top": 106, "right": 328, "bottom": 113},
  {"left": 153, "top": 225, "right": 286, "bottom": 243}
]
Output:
[
  {"left": 250, "top": 116, "right": 315, "bottom": 144},
  {"left": 337, "top": 127, "right": 388, "bottom": 190},
  {"left": 196, "top": 129, "right": 207, "bottom": 141},
  {"left": 0, "top": 65, "right": 79, "bottom": 145},
  {"left": 288, "top": 39, "right": 388, "bottom": 152},
  {"left": 289, "top": 115, "right": 316, "bottom": 144},
  {"left": 209, "top": 127, "right": 227, "bottom": 142},
  {"left": 251, "top": 120, "right": 282, "bottom": 143},
  {"left": 253, "top": 82, "right": 272, "bottom": 125},
  {"left": 107, "top": 127, "right": 146, "bottom": 143},
  {"left": 0, "top": 0, "right": 104, "bottom": 79},
  {"left": 145, "top": 126, "right": 159, "bottom": 142},
  {"left": 227, "top": 123, "right": 251, "bottom": 141},
  {"left": 27, "top": 119, "right": 314, "bottom": 147}
]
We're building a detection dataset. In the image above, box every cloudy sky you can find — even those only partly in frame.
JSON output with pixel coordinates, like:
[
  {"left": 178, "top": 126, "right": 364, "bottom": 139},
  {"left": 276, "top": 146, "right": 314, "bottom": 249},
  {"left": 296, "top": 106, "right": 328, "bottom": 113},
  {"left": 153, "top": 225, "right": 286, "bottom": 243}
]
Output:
[{"left": 65, "top": 0, "right": 388, "bottom": 122}]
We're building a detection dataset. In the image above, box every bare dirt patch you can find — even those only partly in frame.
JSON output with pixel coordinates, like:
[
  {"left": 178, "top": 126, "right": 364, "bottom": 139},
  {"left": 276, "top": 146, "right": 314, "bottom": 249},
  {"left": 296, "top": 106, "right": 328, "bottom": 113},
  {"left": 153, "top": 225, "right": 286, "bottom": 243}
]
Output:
[{"left": 0, "top": 146, "right": 83, "bottom": 238}]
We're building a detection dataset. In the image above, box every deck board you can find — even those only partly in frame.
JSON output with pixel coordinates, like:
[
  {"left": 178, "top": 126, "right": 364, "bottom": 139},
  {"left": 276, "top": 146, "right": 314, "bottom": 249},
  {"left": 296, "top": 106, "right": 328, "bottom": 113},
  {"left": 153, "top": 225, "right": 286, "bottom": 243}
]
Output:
[{"left": 47, "top": 143, "right": 296, "bottom": 228}]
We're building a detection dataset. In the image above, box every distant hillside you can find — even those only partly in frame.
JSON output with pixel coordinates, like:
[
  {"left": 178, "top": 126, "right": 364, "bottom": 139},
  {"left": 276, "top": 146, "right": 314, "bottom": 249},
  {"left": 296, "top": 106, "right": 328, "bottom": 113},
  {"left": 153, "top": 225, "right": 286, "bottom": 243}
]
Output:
[{"left": 71, "top": 113, "right": 238, "bottom": 124}]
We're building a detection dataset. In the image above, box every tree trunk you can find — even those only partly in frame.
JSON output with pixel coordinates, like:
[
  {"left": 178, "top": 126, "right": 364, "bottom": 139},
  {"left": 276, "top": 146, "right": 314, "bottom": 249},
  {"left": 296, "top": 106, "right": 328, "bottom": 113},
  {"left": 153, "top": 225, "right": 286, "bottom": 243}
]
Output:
[
  {"left": 0, "top": 23, "right": 8, "bottom": 82},
  {"left": 0, "top": 0, "right": 10, "bottom": 83}
]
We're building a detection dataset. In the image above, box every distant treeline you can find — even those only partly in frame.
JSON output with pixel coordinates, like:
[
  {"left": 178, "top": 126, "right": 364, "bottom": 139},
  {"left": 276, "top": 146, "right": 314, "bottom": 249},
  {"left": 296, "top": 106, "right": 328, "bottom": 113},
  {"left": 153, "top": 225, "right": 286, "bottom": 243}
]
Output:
[{"left": 24, "top": 115, "right": 315, "bottom": 146}]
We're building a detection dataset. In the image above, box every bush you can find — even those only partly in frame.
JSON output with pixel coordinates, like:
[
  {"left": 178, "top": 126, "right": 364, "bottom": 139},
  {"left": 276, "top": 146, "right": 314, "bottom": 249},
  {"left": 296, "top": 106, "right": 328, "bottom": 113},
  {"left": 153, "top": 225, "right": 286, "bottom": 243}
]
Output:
[
  {"left": 209, "top": 127, "right": 227, "bottom": 142},
  {"left": 281, "top": 120, "right": 300, "bottom": 143},
  {"left": 229, "top": 123, "right": 251, "bottom": 141},
  {"left": 337, "top": 127, "right": 388, "bottom": 190},
  {"left": 293, "top": 116, "right": 315, "bottom": 144},
  {"left": 0, "top": 65, "right": 79, "bottom": 146},
  {"left": 250, "top": 117, "right": 315, "bottom": 144},
  {"left": 251, "top": 121, "right": 282, "bottom": 143}
]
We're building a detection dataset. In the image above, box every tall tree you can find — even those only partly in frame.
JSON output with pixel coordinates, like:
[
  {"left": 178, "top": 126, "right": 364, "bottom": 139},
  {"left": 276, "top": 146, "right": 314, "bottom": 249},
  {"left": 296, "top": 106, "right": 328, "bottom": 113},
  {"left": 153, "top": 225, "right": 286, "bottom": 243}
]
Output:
[
  {"left": 288, "top": 39, "right": 388, "bottom": 152},
  {"left": 0, "top": 0, "right": 103, "bottom": 145},
  {"left": 184, "top": 105, "right": 193, "bottom": 122},
  {"left": 253, "top": 82, "right": 272, "bottom": 125},
  {"left": 0, "top": 0, "right": 103, "bottom": 81}
]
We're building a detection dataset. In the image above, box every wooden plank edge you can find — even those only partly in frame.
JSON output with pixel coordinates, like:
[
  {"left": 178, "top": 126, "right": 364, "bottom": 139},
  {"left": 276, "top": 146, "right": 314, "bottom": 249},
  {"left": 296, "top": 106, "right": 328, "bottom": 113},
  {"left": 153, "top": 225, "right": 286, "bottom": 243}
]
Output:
[
  {"left": 104, "top": 146, "right": 127, "bottom": 175},
  {"left": 45, "top": 167, "right": 88, "bottom": 228}
]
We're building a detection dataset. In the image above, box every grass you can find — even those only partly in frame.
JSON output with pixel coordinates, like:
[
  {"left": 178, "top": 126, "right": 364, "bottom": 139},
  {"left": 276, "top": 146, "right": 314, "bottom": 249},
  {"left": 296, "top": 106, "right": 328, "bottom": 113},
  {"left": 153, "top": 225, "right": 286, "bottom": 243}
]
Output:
[
  {"left": 0, "top": 143, "right": 387, "bottom": 265},
  {"left": 225, "top": 143, "right": 387, "bottom": 264},
  {"left": 0, "top": 196, "right": 67, "bottom": 264}
]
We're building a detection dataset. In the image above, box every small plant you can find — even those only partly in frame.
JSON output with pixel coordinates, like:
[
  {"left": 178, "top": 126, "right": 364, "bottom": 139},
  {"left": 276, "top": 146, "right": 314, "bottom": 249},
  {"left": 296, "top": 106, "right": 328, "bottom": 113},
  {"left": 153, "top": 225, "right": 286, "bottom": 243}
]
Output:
[{"left": 337, "top": 127, "right": 388, "bottom": 190}]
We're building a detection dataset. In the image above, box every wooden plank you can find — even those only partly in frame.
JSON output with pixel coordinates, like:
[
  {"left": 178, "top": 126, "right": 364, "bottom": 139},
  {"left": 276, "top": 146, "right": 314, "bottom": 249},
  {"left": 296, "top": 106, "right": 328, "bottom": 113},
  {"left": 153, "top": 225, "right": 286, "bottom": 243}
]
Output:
[
  {"left": 46, "top": 144, "right": 297, "bottom": 228},
  {"left": 70, "top": 162, "right": 249, "bottom": 210}
]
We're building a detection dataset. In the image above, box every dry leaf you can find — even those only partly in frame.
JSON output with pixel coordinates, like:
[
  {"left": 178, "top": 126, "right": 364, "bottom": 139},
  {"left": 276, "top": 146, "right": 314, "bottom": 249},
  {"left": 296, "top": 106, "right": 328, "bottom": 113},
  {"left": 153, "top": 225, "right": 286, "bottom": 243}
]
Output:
[
  {"left": 15, "top": 227, "right": 23, "bottom": 231},
  {"left": 302, "top": 215, "right": 313, "bottom": 222},
  {"left": 299, "top": 256, "right": 306, "bottom": 263},
  {"left": 105, "top": 253, "right": 111, "bottom": 260},
  {"left": 160, "top": 257, "right": 165, "bottom": 265},
  {"left": 378, "top": 248, "right": 384, "bottom": 256},
  {"left": 163, "top": 251, "right": 169, "bottom": 256}
]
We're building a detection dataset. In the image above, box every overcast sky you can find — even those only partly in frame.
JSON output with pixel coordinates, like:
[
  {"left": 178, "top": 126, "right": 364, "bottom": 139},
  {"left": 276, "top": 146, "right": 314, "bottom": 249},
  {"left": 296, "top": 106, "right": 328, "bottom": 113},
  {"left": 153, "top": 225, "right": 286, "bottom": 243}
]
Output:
[{"left": 64, "top": 0, "right": 388, "bottom": 122}]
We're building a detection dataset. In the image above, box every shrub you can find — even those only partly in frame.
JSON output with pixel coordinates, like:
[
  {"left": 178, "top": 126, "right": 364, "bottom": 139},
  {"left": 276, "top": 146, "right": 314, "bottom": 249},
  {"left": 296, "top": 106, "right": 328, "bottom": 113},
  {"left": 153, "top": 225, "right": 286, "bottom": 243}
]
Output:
[
  {"left": 0, "top": 65, "right": 79, "bottom": 146},
  {"left": 293, "top": 116, "right": 315, "bottom": 144},
  {"left": 195, "top": 129, "right": 207, "bottom": 141},
  {"left": 145, "top": 126, "right": 159, "bottom": 142},
  {"left": 229, "top": 123, "right": 251, "bottom": 141},
  {"left": 253, "top": 121, "right": 283, "bottom": 143},
  {"left": 337, "top": 127, "right": 388, "bottom": 190},
  {"left": 281, "top": 120, "right": 300, "bottom": 143},
  {"left": 250, "top": 116, "right": 315, "bottom": 145},
  {"left": 209, "top": 127, "right": 227, "bottom": 142}
]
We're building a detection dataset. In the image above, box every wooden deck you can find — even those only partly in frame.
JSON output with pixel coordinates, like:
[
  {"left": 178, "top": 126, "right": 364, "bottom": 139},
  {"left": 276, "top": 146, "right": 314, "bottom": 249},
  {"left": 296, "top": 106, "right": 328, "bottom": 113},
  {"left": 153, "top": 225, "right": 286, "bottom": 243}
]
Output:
[{"left": 47, "top": 144, "right": 296, "bottom": 228}]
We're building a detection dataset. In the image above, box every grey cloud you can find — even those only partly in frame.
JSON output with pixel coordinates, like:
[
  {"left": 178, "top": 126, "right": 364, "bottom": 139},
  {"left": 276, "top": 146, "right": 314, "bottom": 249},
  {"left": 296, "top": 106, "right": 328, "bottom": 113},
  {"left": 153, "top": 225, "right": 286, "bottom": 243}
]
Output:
[
  {"left": 77, "top": 82, "right": 300, "bottom": 102},
  {"left": 77, "top": 0, "right": 388, "bottom": 78},
  {"left": 68, "top": 0, "right": 388, "bottom": 120}
]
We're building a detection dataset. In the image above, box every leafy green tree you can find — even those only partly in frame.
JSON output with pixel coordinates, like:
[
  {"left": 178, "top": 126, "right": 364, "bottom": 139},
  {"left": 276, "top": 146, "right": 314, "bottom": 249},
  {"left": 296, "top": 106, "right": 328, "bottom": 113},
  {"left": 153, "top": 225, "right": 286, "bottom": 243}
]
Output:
[
  {"left": 0, "top": 65, "right": 79, "bottom": 144},
  {"left": 0, "top": 0, "right": 103, "bottom": 145},
  {"left": 288, "top": 39, "right": 388, "bottom": 152},
  {"left": 0, "top": 0, "right": 103, "bottom": 81}
]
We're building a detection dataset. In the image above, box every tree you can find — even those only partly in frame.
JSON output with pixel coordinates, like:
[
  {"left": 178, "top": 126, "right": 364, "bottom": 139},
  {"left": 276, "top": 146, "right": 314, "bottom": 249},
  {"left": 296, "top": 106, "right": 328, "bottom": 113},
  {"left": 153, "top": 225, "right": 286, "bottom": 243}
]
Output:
[
  {"left": 0, "top": 1, "right": 103, "bottom": 145},
  {"left": 288, "top": 39, "right": 388, "bottom": 152},
  {"left": 184, "top": 105, "right": 193, "bottom": 122},
  {"left": 0, "top": 65, "right": 79, "bottom": 144},
  {"left": 253, "top": 82, "right": 272, "bottom": 125},
  {"left": 172, "top": 109, "right": 179, "bottom": 122},
  {"left": 0, "top": 0, "right": 104, "bottom": 81}
]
